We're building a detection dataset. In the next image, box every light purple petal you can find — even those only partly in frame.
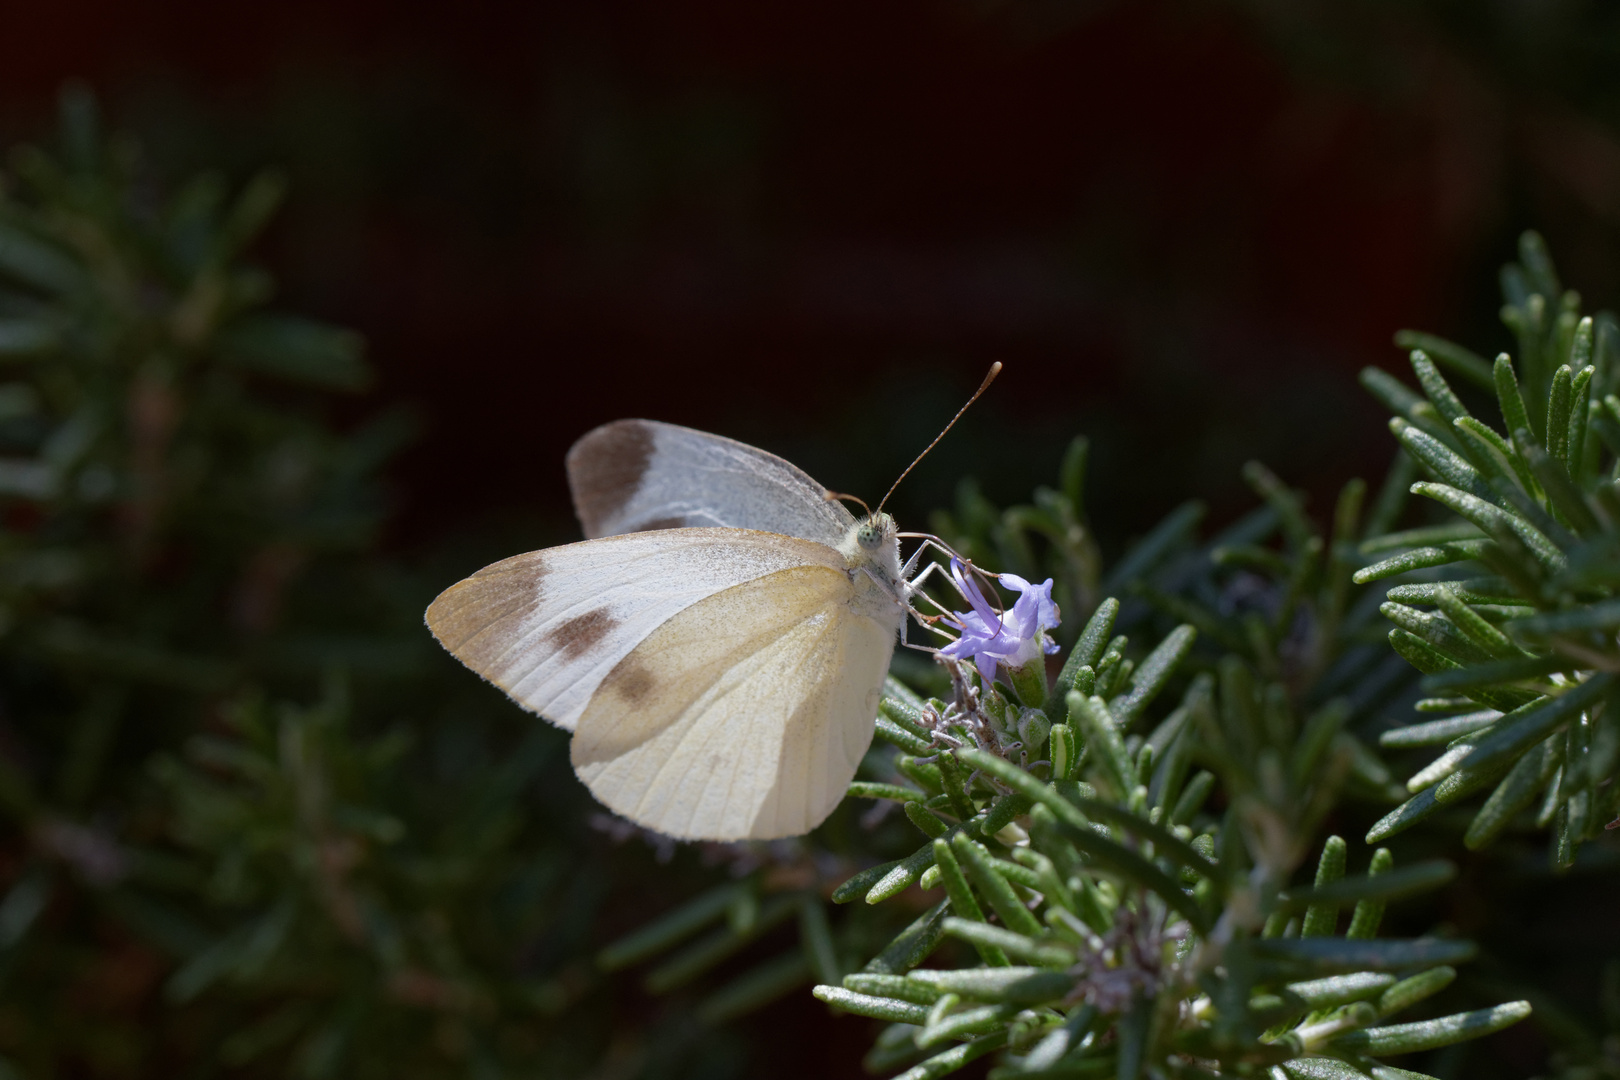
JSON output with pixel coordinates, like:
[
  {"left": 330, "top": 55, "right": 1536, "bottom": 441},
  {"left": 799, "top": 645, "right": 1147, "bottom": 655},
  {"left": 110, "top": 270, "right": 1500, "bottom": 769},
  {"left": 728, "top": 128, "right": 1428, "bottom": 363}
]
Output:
[{"left": 938, "top": 560, "right": 1061, "bottom": 688}]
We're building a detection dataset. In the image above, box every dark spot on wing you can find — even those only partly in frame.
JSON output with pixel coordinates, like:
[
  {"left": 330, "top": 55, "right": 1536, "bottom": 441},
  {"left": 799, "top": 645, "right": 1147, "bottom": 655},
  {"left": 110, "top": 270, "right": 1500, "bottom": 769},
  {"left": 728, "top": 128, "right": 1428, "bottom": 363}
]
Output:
[
  {"left": 566, "top": 420, "right": 655, "bottom": 538},
  {"left": 546, "top": 608, "right": 618, "bottom": 660},
  {"left": 636, "top": 516, "right": 686, "bottom": 531},
  {"left": 609, "top": 657, "right": 656, "bottom": 703}
]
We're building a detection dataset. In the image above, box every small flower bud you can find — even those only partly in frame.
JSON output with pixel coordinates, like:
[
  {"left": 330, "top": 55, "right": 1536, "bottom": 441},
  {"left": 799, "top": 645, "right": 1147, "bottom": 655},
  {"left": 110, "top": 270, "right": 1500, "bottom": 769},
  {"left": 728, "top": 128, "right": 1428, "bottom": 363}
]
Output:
[{"left": 1017, "top": 707, "right": 1051, "bottom": 759}]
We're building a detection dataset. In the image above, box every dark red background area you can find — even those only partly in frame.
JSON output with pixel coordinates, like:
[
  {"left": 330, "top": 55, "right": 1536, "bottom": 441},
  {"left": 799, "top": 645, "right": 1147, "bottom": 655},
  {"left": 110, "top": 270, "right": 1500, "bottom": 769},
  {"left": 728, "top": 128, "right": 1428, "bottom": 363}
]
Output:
[{"left": 0, "top": 0, "right": 1500, "bottom": 558}]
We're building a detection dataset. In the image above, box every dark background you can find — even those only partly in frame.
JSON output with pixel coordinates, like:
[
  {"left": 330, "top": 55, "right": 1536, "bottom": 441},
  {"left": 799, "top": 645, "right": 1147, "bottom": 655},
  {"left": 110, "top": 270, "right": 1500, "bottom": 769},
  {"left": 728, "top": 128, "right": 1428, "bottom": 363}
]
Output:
[
  {"left": 14, "top": 0, "right": 1618, "bottom": 556},
  {"left": 8, "top": 3, "right": 1620, "bottom": 1077}
]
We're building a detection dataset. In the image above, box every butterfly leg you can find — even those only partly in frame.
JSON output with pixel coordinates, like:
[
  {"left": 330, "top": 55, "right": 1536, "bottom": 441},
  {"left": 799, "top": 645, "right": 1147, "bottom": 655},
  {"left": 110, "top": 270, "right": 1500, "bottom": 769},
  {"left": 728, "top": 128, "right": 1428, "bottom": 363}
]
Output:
[
  {"left": 899, "top": 535, "right": 1006, "bottom": 619},
  {"left": 895, "top": 562, "right": 964, "bottom": 653},
  {"left": 897, "top": 534, "right": 962, "bottom": 579}
]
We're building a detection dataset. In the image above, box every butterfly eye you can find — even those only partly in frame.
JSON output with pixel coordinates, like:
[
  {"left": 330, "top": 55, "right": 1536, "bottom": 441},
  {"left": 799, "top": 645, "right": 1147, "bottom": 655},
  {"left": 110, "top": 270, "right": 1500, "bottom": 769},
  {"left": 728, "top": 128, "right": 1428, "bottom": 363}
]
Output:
[{"left": 857, "top": 525, "right": 881, "bottom": 549}]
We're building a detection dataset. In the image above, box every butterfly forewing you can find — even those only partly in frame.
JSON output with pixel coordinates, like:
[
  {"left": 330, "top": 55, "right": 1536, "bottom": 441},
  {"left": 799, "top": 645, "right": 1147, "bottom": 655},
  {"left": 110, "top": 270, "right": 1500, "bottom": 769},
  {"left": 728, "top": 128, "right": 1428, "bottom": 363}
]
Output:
[
  {"left": 425, "top": 529, "right": 848, "bottom": 731},
  {"left": 567, "top": 419, "right": 856, "bottom": 545},
  {"left": 571, "top": 564, "right": 896, "bottom": 840}
]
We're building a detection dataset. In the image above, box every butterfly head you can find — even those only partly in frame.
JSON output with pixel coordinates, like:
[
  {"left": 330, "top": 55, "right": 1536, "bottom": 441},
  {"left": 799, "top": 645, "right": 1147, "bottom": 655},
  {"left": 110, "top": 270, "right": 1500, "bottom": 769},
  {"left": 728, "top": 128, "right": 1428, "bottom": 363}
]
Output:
[
  {"left": 840, "top": 512, "right": 903, "bottom": 599},
  {"left": 855, "top": 512, "right": 897, "bottom": 552}
]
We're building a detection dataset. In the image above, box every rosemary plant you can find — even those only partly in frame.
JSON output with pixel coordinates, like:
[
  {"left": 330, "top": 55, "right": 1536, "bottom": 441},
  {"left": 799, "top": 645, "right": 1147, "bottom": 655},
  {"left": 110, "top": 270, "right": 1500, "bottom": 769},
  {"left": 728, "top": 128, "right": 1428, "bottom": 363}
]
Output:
[
  {"left": 1358, "top": 232, "right": 1620, "bottom": 865},
  {"left": 599, "top": 432, "right": 1531, "bottom": 1077}
]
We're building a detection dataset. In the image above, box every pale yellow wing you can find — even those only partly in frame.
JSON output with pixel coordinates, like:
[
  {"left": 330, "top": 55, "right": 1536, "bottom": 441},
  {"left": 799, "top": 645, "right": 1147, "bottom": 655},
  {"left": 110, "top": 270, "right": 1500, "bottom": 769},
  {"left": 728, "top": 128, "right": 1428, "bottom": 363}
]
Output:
[
  {"left": 424, "top": 529, "right": 847, "bottom": 731},
  {"left": 571, "top": 564, "right": 898, "bottom": 841}
]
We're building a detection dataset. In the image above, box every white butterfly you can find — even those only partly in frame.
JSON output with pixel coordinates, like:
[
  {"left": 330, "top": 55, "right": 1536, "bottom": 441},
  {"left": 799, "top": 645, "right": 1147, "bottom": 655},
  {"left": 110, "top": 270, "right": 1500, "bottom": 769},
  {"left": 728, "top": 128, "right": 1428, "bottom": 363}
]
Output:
[{"left": 425, "top": 419, "right": 916, "bottom": 842}]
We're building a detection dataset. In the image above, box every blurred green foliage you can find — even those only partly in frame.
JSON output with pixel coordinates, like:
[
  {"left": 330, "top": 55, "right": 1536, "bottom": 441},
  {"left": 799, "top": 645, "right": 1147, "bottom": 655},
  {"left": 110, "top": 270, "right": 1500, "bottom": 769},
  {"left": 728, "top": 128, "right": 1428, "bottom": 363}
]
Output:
[{"left": 0, "top": 89, "right": 640, "bottom": 1079}]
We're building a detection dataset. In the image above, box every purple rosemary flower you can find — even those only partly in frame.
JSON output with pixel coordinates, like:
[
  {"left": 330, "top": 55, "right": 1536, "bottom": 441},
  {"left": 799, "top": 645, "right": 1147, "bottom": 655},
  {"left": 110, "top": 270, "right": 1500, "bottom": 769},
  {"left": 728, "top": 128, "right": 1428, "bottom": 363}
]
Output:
[{"left": 938, "top": 557, "right": 1060, "bottom": 686}]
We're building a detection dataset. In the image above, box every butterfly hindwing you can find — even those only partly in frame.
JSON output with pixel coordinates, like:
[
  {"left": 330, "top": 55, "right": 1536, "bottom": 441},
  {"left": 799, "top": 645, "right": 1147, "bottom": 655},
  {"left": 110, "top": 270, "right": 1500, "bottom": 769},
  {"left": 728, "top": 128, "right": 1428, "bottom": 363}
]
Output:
[
  {"left": 571, "top": 564, "right": 897, "bottom": 840},
  {"left": 424, "top": 529, "right": 850, "bottom": 732},
  {"left": 566, "top": 419, "right": 856, "bottom": 545}
]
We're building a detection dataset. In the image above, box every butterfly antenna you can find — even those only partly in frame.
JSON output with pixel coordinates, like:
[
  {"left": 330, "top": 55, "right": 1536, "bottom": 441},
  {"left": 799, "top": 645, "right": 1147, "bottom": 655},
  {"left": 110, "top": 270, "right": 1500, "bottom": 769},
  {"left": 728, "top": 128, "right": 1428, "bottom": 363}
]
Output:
[
  {"left": 875, "top": 362, "right": 1002, "bottom": 514},
  {"left": 825, "top": 490, "right": 872, "bottom": 516}
]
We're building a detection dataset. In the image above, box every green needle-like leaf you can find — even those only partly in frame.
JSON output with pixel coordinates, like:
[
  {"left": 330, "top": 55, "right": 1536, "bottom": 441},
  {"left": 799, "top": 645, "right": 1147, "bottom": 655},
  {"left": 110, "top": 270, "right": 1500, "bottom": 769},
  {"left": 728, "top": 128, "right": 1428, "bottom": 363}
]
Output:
[
  {"left": 1329, "top": 1001, "right": 1532, "bottom": 1055},
  {"left": 1384, "top": 578, "right": 1525, "bottom": 605},
  {"left": 1546, "top": 365, "right": 1574, "bottom": 465},
  {"left": 1282, "top": 1060, "right": 1436, "bottom": 1080},
  {"left": 1360, "top": 522, "right": 1487, "bottom": 554},
  {"left": 937, "top": 752, "right": 977, "bottom": 821},
  {"left": 843, "top": 973, "right": 944, "bottom": 1005},
  {"left": 864, "top": 900, "right": 952, "bottom": 975},
  {"left": 1410, "top": 351, "right": 1471, "bottom": 424},
  {"left": 1346, "top": 847, "right": 1395, "bottom": 940},
  {"left": 1380, "top": 602, "right": 1496, "bottom": 666},
  {"left": 916, "top": 1002, "right": 1019, "bottom": 1048},
  {"left": 812, "top": 985, "right": 930, "bottom": 1024},
  {"left": 893, "top": 1030, "right": 1009, "bottom": 1080},
  {"left": 1054, "top": 598, "right": 1119, "bottom": 704},
  {"left": 878, "top": 717, "right": 935, "bottom": 754},
  {"left": 1409, "top": 481, "right": 1565, "bottom": 572},
  {"left": 1285, "top": 971, "right": 1398, "bottom": 1009},
  {"left": 1281, "top": 860, "right": 1455, "bottom": 913},
  {"left": 882, "top": 698, "right": 935, "bottom": 741},
  {"left": 1379, "top": 711, "right": 1500, "bottom": 748},
  {"left": 799, "top": 899, "right": 841, "bottom": 985},
  {"left": 1050, "top": 722, "right": 1078, "bottom": 780},
  {"left": 1365, "top": 784, "right": 1441, "bottom": 843},
  {"left": 1377, "top": 966, "right": 1456, "bottom": 1017},
  {"left": 1169, "top": 770, "right": 1215, "bottom": 825},
  {"left": 1496, "top": 353, "right": 1535, "bottom": 442},
  {"left": 849, "top": 781, "right": 927, "bottom": 804},
  {"left": 953, "top": 748, "right": 1088, "bottom": 831},
  {"left": 906, "top": 966, "right": 1072, "bottom": 1004},
  {"left": 1431, "top": 587, "right": 1518, "bottom": 657},
  {"left": 1300, "top": 836, "right": 1347, "bottom": 937},
  {"left": 1395, "top": 331, "right": 1495, "bottom": 390},
  {"left": 1249, "top": 936, "right": 1477, "bottom": 976},
  {"left": 1390, "top": 419, "right": 1494, "bottom": 499},
  {"left": 933, "top": 839, "right": 1009, "bottom": 967},
  {"left": 1354, "top": 541, "right": 1494, "bottom": 584},
  {"left": 952, "top": 834, "right": 1043, "bottom": 937},
  {"left": 1518, "top": 437, "right": 1600, "bottom": 536},
  {"left": 868, "top": 838, "right": 950, "bottom": 904},
  {"left": 1465, "top": 734, "right": 1562, "bottom": 850},
  {"left": 1453, "top": 416, "right": 1544, "bottom": 501},
  {"left": 1419, "top": 656, "right": 1568, "bottom": 695},
  {"left": 1454, "top": 674, "right": 1611, "bottom": 774},
  {"left": 940, "top": 919, "right": 1075, "bottom": 967},
  {"left": 1111, "top": 624, "right": 1197, "bottom": 724},
  {"left": 834, "top": 860, "right": 904, "bottom": 904},
  {"left": 906, "top": 801, "right": 952, "bottom": 838},
  {"left": 1568, "top": 365, "right": 1594, "bottom": 479},
  {"left": 1071, "top": 692, "right": 1137, "bottom": 799}
]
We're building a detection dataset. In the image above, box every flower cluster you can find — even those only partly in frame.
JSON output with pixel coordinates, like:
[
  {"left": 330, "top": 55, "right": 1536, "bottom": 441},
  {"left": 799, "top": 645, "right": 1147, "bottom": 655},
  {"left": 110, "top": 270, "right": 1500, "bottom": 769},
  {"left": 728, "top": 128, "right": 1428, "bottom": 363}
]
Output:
[{"left": 938, "top": 556, "right": 1060, "bottom": 687}]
